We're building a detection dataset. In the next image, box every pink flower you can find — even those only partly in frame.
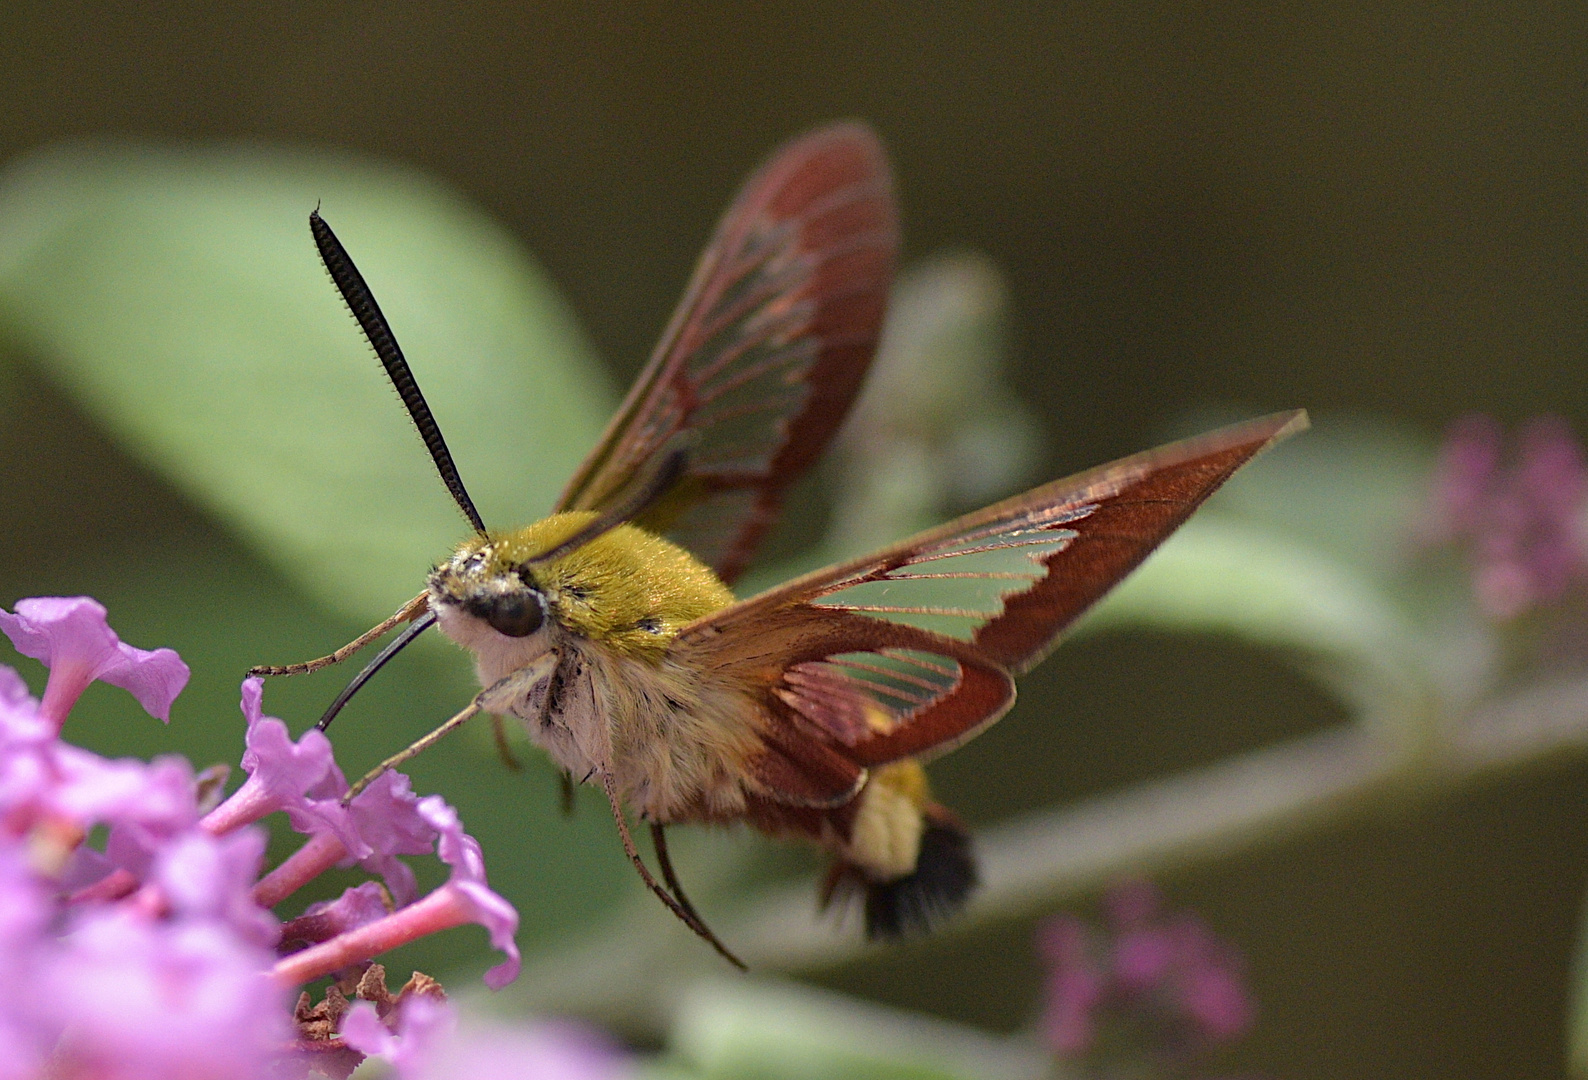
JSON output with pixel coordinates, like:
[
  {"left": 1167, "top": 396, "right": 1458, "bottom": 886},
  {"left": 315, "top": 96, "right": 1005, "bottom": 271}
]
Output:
[
  {"left": 344, "top": 997, "right": 630, "bottom": 1080},
  {"left": 200, "top": 677, "right": 344, "bottom": 836},
  {"left": 1036, "top": 881, "right": 1255, "bottom": 1070},
  {"left": 1036, "top": 916, "right": 1104, "bottom": 1055},
  {"left": 0, "top": 597, "right": 188, "bottom": 727},
  {"left": 341, "top": 995, "right": 457, "bottom": 1078},
  {"left": 419, "top": 795, "right": 521, "bottom": 988},
  {"left": 279, "top": 881, "right": 392, "bottom": 948},
  {"left": 207, "top": 680, "right": 437, "bottom": 905},
  {"left": 42, "top": 911, "right": 290, "bottom": 1080},
  {"left": 270, "top": 795, "right": 521, "bottom": 991},
  {"left": 344, "top": 770, "right": 438, "bottom": 906},
  {"left": 152, "top": 828, "right": 279, "bottom": 948},
  {"left": 0, "top": 845, "right": 54, "bottom": 1078},
  {"left": 1426, "top": 415, "right": 1588, "bottom": 620},
  {"left": 0, "top": 690, "right": 200, "bottom": 848},
  {"left": 0, "top": 598, "right": 533, "bottom": 1077}
]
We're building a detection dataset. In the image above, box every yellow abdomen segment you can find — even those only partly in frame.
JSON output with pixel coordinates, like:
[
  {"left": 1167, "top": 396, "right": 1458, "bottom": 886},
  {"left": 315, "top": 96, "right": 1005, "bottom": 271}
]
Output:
[{"left": 846, "top": 760, "right": 932, "bottom": 881}]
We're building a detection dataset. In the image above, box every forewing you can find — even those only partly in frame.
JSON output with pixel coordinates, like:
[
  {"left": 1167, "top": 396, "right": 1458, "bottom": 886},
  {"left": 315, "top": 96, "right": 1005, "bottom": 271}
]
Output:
[
  {"left": 677, "top": 411, "right": 1306, "bottom": 779},
  {"left": 558, "top": 123, "right": 898, "bottom": 584}
]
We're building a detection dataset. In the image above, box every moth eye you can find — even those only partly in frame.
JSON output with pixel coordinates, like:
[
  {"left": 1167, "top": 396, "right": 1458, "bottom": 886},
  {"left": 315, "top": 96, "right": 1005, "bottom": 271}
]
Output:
[
  {"left": 485, "top": 590, "right": 546, "bottom": 638},
  {"left": 635, "top": 616, "right": 663, "bottom": 634}
]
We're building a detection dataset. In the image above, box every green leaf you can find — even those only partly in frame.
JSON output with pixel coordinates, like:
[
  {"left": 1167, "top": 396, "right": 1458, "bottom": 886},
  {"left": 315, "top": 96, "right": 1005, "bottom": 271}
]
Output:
[
  {"left": 0, "top": 141, "right": 614, "bottom": 623},
  {"left": 1198, "top": 412, "right": 1435, "bottom": 584},
  {"left": 1079, "top": 513, "right": 1426, "bottom": 711},
  {"left": 658, "top": 978, "right": 1047, "bottom": 1080},
  {"left": 1074, "top": 414, "right": 1450, "bottom": 713}
]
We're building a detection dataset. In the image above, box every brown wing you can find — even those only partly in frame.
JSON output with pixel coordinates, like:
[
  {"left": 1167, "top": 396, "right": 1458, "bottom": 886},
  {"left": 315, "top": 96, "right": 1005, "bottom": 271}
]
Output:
[
  {"left": 557, "top": 122, "right": 898, "bottom": 585},
  {"left": 675, "top": 411, "right": 1307, "bottom": 793}
]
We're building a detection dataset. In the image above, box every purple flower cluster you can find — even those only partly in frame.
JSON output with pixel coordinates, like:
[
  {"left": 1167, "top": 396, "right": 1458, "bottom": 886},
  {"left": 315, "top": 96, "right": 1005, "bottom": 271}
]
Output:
[
  {"left": 342, "top": 999, "right": 629, "bottom": 1080},
  {"left": 1037, "top": 881, "right": 1255, "bottom": 1075},
  {"left": 0, "top": 596, "right": 582, "bottom": 1080},
  {"left": 1426, "top": 414, "right": 1588, "bottom": 621}
]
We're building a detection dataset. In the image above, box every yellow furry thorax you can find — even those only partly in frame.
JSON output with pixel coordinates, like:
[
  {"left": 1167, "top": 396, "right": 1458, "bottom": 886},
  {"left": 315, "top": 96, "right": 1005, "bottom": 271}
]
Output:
[{"left": 452, "top": 512, "right": 735, "bottom": 660}]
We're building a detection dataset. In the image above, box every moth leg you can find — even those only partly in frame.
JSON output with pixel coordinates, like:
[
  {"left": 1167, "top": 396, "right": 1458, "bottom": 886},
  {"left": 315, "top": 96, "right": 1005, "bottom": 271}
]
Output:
[
  {"left": 342, "top": 652, "right": 558, "bottom": 804},
  {"left": 649, "top": 822, "right": 707, "bottom": 929},
  {"left": 516, "top": 653, "right": 577, "bottom": 811},
  {"left": 598, "top": 771, "right": 745, "bottom": 970},
  {"left": 250, "top": 592, "right": 429, "bottom": 677},
  {"left": 490, "top": 714, "right": 522, "bottom": 772}
]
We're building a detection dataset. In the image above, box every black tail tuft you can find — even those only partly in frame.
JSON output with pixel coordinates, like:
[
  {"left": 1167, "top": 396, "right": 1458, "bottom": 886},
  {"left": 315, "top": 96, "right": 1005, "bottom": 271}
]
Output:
[{"left": 861, "top": 815, "right": 978, "bottom": 940}]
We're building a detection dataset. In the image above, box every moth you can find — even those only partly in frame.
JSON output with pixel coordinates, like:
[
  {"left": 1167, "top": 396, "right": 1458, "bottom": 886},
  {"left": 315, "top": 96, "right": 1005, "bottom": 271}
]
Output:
[{"left": 258, "top": 122, "right": 1305, "bottom": 967}]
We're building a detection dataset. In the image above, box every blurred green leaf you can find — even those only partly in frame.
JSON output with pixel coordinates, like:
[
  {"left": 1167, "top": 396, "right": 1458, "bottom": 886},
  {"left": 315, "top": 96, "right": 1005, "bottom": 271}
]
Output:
[
  {"left": 651, "top": 978, "right": 1047, "bottom": 1080},
  {"left": 0, "top": 141, "right": 614, "bottom": 623},
  {"left": 1081, "top": 514, "right": 1421, "bottom": 704},
  {"left": 1197, "top": 412, "right": 1434, "bottom": 584},
  {"left": 1077, "top": 415, "right": 1446, "bottom": 715}
]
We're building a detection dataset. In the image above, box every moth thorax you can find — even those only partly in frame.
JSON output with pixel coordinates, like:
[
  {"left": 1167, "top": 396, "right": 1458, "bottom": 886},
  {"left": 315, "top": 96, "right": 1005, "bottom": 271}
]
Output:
[{"left": 483, "top": 514, "right": 736, "bottom": 659}]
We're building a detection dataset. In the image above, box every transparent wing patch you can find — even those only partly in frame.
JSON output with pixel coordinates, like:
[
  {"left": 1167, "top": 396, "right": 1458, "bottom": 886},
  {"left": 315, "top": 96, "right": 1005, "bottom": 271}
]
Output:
[{"left": 809, "top": 509, "right": 1096, "bottom": 639}]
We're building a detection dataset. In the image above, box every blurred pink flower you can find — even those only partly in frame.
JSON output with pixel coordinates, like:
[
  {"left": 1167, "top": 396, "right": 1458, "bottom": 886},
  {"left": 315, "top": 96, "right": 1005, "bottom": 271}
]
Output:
[
  {"left": 41, "top": 911, "right": 289, "bottom": 1080},
  {"left": 344, "top": 995, "right": 630, "bottom": 1080},
  {"left": 152, "top": 829, "right": 279, "bottom": 948},
  {"left": 1037, "top": 880, "right": 1255, "bottom": 1072},
  {"left": 1426, "top": 414, "right": 1588, "bottom": 620}
]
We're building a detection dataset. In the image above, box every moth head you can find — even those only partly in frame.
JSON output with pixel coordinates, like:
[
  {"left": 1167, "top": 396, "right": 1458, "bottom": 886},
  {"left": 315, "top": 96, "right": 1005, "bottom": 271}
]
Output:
[
  {"left": 428, "top": 537, "right": 553, "bottom": 641},
  {"left": 429, "top": 512, "right": 733, "bottom": 658}
]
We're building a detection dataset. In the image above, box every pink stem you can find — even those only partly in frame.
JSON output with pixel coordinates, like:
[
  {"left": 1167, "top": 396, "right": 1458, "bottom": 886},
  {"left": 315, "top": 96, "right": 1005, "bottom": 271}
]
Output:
[
  {"left": 199, "top": 777, "right": 276, "bottom": 836},
  {"left": 67, "top": 868, "right": 139, "bottom": 905},
  {"left": 272, "top": 885, "right": 471, "bottom": 986},
  {"left": 39, "top": 663, "right": 93, "bottom": 730},
  {"left": 125, "top": 882, "right": 167, "bottom": 920},
  {"left": 254, "top": 831, "right": 349, "bottom": 908}
]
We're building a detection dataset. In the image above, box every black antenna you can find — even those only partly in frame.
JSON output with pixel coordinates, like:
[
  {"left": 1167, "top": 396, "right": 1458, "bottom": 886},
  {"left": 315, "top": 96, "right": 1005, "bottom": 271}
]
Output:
[
  {"left": 525, "top": 444, "right": 689, "bottom": 566},
  {"left": 316, "top": 610, "right": 439, "bottom": 732},
  {"left": 310, "top": 210, "right": 487, "bottom": 535}
]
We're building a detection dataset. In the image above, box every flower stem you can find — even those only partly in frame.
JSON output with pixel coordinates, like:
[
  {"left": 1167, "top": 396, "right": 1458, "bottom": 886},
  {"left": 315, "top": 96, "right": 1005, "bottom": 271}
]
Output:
[
  {"left": 254, "top": 831, "right": 348, "bottom": 908},
  {"left": 200, "top": 777, "right": 275, "bottom": 836},
  {"left": 38, "top": 662, "right": 92, "bottom": 731},
  {"left": 67, "top": 867, "right": 139, "bottom": 904},
  {"left": 272, "top": 885, "right": 472, "bottom": 987}
]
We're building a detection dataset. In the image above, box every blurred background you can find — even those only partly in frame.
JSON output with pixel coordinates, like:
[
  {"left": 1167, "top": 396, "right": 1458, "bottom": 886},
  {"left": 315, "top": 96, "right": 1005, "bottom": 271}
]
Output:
[{"left": 1, "top": 4, "right": 1585, "bottom": 1078}]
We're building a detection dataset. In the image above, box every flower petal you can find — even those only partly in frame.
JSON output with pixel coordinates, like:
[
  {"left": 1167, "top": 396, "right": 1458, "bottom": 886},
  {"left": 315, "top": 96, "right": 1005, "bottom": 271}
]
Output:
[
  {"left": 342, "top": 771, "right": 437, "bottom": 907},
  {"left": 152, "top": 828, "right": 278, "bottom": 948},
  {"left": 0, "top": 598, "right": 188, "bottom": 723},
  {"left": 343, "top": 995, "right": 457, "bottom": 1079},
  {"left": 418, "top": 796, "right": 520, "bottom": 988}
]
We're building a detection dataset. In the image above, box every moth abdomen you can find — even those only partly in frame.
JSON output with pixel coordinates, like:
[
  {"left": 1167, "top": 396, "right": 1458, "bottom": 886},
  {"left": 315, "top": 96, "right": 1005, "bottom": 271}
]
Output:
[
  {"left": 814, "top": 760, "right": 979, "bottom": 938},
  {"left": 860, "top": 810, "right": 977, "bottom": 940}
]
